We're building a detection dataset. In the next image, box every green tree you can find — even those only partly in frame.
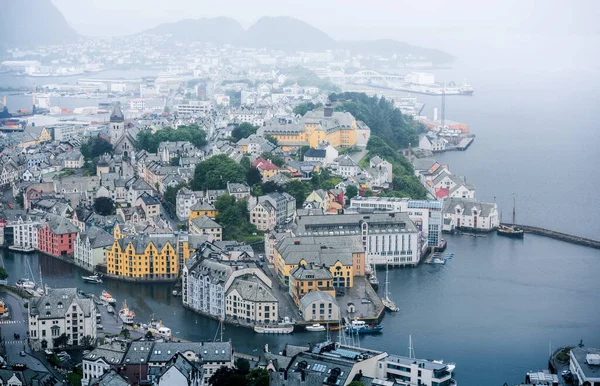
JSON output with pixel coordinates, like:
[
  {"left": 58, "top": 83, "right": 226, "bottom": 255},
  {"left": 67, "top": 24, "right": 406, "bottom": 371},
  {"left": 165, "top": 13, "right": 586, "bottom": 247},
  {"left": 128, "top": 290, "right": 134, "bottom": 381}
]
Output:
[
  {"left": 225, "top": 90, "right": 241, "bottom": 107},
  {"left": 364, "top": 189, "right": 373, "bottom": 197},
  {"left": 345, "top": 185, "right": 358, "bottom": 199},
  {"left": 135, "top": 125, "right": 207, "bottom": 153},
  {"left": 240, "top": 156, "right": 251, "bottom": 170},
  {"left": 265, "top": 135, "right": 278, "bottom": 146},
  {"left": 169, "top": 156, "right": 180, "bottom": 166},
  {"left": 0, "top": 267, "right": 8, "bottom": 280},
  {"left": 246, "top": 167, "right": 262, "bottom": 187},
  {"left": 120, "top": 328, "right": 130, "bottom": 339},
  {"left": 246, "top": 368, "right": 269, "bottom": 386},
  {"left": 214, "top": 195, "right": 236, "bottom": 212},
  {"left": 191, "top": 155, "right": 246, "bottom": 190},
  {"left": 293, "top": 102, "right": 322, "bottom": 116},
  {"left": 348, "top": 382, "right": 365, "bottom": 386},
  {"left": 231, "top": 123, "right": 258, "bottom": 141},
  {"left": 164, "top": 182, "right": 187, "bottom": 207},
  {"left": 53, "top": 333, "right": 69, "bottom": 349},
  {"left": 235, "top": 358, "right": 250, "bottom": 374},
  {"left": 15, "top": 192, "right": 24, "bottom": 208},
  {"left": 81, "top": 335, "right": 93, "bottom": 348},
  {"left": 145, "top": 331, "right": 153, "bottom": 339},
  {"left": 251, "top": 183, "right": 263, "bottom": 197},
  {"left": 81, "top": 137, "right": 113, "bottom": 160},
  {"left": 93, "top": 197, "right": 115, "bottom": 216},
  {"left": 215, "top": 196, "right": 258, "bottom": 241},
  {"left": 261, "top": 181, "right": 283, "bottom": 194},
  {"left": 284, "top": 180, "right": 311, "bottom": 205}
]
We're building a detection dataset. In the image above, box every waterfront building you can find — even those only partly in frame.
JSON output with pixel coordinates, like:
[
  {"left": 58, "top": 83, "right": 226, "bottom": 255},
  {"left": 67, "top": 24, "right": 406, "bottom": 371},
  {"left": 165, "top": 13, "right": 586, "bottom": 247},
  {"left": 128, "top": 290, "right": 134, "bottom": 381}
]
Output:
[
  {"left": 419, "top": 134, "right": 448, "bottom": 152},
  {"left": 182, "top": 256, "right": 273, "bottom": 323},
  {"left": 289, "top": 263, "right": 335, "bottom": 307},
  {"left": 274, "top": 236, "right": 364, "bottom": 286},
  {"left": 249, "top": 201, "right": 277, "bottom": 231},
  {"left": 189, "top": 201, "right": 218, "bottom": 221},
  {"left": 37, "top": 213, "right": 79, "bottom": 257},
  {"left": 28, "top": 288, "right": 97, "bottom": 350},
  {"left": 74, "top": 226, "right": 114, "bottom": 271},
  {"left": 225, "top": 276, "right": 279, "bottom": 324},
  {"left": 299, "top": 291, "right": 340, "bottom": 323},
  {"left": 295, "top": 212, "right": 422, "bottom": 267},
  {"left": 378, "top": 354, "right": 455, "bottom": 386},
  {"left": 348, "top": 197, "right": 444, "bottom": 249},
  {"left": 9, "top": 215, "right": 41, "bottom": 250},
  {"left": 442, "top": 198, "right": 499, "bottom": 232},
  {"left": 189, "top": 215, "right": 222, "bottom": 241},
  {"left": 259, "top": 104, "right": 368, "bottom": 150},
  {"left": 569, "top": 347, "right": 600, "bottom": 386},
  {"left": 105, "top": 233, "right": 193, "bottom": 281},
  {"left": 177, "top": 188, "right": 206, "bottom": 220}
]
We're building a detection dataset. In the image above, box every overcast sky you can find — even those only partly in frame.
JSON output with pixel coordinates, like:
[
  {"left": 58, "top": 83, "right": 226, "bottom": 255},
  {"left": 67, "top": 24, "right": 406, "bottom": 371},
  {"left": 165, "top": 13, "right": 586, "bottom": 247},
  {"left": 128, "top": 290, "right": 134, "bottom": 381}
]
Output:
[{"left": 52, "top": 0, "right": 598, "bottom": 47}]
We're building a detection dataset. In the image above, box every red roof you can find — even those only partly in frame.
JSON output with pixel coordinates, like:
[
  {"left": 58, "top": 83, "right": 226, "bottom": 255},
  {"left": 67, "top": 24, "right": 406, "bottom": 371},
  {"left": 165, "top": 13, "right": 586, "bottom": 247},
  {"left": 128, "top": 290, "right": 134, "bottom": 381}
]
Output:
[
  {"left": 252, "top": 157, "right": 280, "bottom": 171},
  {"left": 435, "top": 188, "right": 449, "bottom": 199}
]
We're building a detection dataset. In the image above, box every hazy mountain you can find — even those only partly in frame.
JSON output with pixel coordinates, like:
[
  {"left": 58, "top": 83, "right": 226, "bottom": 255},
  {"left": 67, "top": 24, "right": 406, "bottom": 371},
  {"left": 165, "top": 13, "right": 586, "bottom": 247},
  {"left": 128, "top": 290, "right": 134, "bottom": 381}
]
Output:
[
  {"left": 339, "top": 39, "right": 454, "bottom": 64},
  {"left": 243, "top": 16, "right": 336, "bottom": 51},
  {"left": 144, "top": 17, "right": 244, "bottom": 45},
  {"left": 0, "top": 0, "right": 78, "bottom": 53}
]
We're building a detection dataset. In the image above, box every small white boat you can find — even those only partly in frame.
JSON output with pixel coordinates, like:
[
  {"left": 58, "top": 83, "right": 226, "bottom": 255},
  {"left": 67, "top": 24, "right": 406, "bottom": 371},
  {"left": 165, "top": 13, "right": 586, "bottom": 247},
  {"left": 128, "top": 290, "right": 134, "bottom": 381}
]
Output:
[
  {"left": 82, "top": 274, "right": 103, "bottom": 284},
  {"left": 305, "top": 324, "right": 326, "bottom": 332},
  {"left": 16, "top": 279, "right": 36, "bottom": 290},
  {"left": 382, "top": 298, "right": 400, "bottom": 312},
  {"left": 107, "top": 305, "right": 114, "bottom": 314},
  {"left": 172, "top": 290, "right": 179, "bottom": 296},
  {"left": 118, "top": 300, "right": 135, "bottom": 325},
  {"left": 101, "top": 290, "right": 116, "bottom": 305},
  {"left": 148, "top": 319, "right": 172, "bottom": 339},
  {"left": 432, "top": 257, "right": 446, "bottom": 265}
]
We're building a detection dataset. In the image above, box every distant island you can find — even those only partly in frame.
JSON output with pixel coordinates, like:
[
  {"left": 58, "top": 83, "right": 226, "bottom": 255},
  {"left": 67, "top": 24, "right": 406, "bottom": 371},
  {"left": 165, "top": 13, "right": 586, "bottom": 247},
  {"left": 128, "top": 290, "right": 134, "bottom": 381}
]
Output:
[{"left": 1, "top": 0, "right": 453, "bottom": 64}]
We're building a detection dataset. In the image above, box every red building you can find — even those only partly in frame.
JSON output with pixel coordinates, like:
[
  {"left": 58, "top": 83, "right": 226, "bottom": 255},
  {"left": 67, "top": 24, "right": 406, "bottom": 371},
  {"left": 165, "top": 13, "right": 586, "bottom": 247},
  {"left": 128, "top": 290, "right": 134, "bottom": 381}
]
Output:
[{"left": 37, "top": 214, "right": 79, "bottom": 257}]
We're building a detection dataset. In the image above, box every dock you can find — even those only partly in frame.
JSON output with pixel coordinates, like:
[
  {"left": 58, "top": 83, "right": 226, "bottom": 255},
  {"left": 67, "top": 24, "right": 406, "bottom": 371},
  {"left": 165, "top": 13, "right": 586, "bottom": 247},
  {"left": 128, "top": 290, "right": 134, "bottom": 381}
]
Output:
[{"left": 504, "top": 224, "right": 600, "bottom": 249}]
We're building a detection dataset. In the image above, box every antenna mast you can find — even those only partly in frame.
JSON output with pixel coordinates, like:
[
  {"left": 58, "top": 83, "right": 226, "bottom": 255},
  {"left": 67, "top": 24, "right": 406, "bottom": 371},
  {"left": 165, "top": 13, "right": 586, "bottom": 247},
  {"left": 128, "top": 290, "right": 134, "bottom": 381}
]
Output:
[{"left": 512, "top": 193, "right": 516, "bottom": 225}]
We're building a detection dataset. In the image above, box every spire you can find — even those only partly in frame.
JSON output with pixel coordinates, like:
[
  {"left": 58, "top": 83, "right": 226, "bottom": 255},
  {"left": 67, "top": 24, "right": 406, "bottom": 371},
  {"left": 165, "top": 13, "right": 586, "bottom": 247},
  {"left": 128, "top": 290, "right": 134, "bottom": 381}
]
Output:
[{"left": 110, "top": 103, "right": 125, "bottom": 123}]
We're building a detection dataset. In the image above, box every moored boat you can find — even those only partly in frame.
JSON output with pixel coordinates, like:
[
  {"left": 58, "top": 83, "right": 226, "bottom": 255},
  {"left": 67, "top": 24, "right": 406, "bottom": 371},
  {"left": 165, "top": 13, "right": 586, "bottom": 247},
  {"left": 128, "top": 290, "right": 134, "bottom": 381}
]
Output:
[
  {"left": 16, "top": 279, "right": 36, "bottom": 290},
  {"left": 254, "top": 324, "right": 294, "bottom": 334},
  {"left": 82, "top": 274, "right": 103, "bottom": 284},
  {"left": 107, "top": 305, "right": 114, "bottom": 314},
  {"left": 101, "top": 290, "right": 116, "bottom": 305},
  {"left": 345, "top": 320, "right": 383, "bottom": 334},
  {"left": 497, "top": 224, "right": 525, "bottom": 238},
  {"left": 118, "top": 300, "right": 135, "bottom": 325},
  {"left": 148, "top": 319, "right": 172, "bottom": 339},
  {"left": 305, "top": 324, "right": 326, "bottom": 332}
]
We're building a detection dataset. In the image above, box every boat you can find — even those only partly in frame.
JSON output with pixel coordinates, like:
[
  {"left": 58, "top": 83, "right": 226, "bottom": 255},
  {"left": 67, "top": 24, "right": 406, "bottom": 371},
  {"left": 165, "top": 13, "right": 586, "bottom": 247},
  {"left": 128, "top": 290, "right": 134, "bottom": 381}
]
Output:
[
  {"left": 254, "top": 317, "right": 295, "bottom": 334},
  {"left": 82, "top": 274, "right": 103, "bottom": 284},
  {"left": 368, "top": 264, "right": 379, "bottom": 290},
  {"left": 432, "top": 257, "right": 446, "bottom": 265},
  {"left": 382, "top": 264, "right": 399, "bottom": 312},
  {"left": 345, "top": 320, "right": 383, "bottom": 335},
  {"left": 118, "top": 300, "right": 135, "bottom": 325},
  {"left": 329, "top": 325, "right": 343, "bottom": 331},
  {"left": 434, "top": 239, "right": 447, "bottom": 252},
  {"left": 16, "top": 279, "right": 36, "bottom": 290},
  {"left": 172, "top": 290, "right": 179, "bottom": 296},
  {"left": 433, "top": 360, "right": 456, "bottom": 373},
  {"left": 101, "top": 290, "right": 116, "bottom": 305},
  {"left": 147, "top": 317, "right": 172, "bottom": 339},
  {"left": 107, "top": 305, "right": 114, "bottom": 314},
  {"left": 254, "top": 324, "right": 294, "bottom": 334},
  {"left": 497, "top": 194, "right": 525, "bottom": 239},
  {"left": 305, "top": 324, "right": 326, "bottom": 332}
]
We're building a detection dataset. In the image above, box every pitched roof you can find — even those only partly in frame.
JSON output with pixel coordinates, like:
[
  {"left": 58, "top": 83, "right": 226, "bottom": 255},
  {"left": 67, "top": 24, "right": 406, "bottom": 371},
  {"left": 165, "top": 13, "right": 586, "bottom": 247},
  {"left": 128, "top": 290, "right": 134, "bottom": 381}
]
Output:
[
  {"left": 110, "top": 104, "right": 125, "bottom": 123},
  {"left": 299, "top": 290, "right": 337, "bottom": 309},
  {"left": 226, "top": 276, "right": 277, "bottom": 303},
  {"left": 30, "top": 288, "right": 94, "bottom": 320},
  {"left": 89, "top": 369, "right": 130, "bottom": 386},
  {"left": 252, "top": 157, "right": 280, "bottom": 171},
  {"left": 190, "top": 215, "right": 221, "bottom": 229}
]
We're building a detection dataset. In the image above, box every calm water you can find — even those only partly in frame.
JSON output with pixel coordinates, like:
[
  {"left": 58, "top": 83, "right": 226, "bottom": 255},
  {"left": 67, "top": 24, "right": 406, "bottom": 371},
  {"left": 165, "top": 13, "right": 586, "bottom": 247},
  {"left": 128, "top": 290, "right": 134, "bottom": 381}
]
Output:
[
  {"left": 1, "top": 34, "right": 599, "bottom": 385},
  {"left": 3, "top": 232, "right": 599, "bottom": 385}
]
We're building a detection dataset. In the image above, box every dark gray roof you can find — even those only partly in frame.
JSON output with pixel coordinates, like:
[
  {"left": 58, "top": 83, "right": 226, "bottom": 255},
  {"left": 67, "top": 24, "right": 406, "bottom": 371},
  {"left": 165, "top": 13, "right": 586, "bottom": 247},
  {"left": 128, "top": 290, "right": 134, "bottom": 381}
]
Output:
[
  {"left": 295, "top": 212, "right": 417, "bottom": 236},
  {"left": 84, "top": 342, "right": 127, "bottom": 365},
  {"left": 110, "top": 104, "right": 125, "bottom": 123},
  {"left": 30, "top": 287, "right": 94, "bottom": 320},
  {"left": 226, "top": 277, "right": 277, "bottom": 303},
  {"left": 150, "top": 341, "right": 231, "bottom": 363},
  {"left": 81, "top": 225, "right": 115, "bottom": 249},
  {"left": 304, "top": 148, "right": 326, "bottom": 159},
  {"left": 89, "top": 369, "right": 129, "bottom": 386},
  {"left": 570, "top": 347, "right": 600, "bottom": 379},
  {"left": 190, "top": 215, "right": 221, "bottom": 229},
  {"left": 123, "top": 341, "right": 154, "bottom": 365},
  {"left": 290, "top": 263, "right": 333, "bottom": 281},
  {"left": 442, "top": 198, "right": 496, "bottom": 217}
]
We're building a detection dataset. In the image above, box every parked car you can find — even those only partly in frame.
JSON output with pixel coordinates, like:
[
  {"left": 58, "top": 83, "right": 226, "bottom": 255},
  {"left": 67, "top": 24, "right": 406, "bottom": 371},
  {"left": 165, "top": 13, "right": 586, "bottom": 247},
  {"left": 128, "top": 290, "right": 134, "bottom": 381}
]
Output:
[
  {"left": 19, "top": 351, "right": 26, "bottom": 357},
  {"left": 97, "top": 324, "right": 104, "bottom": 330}
]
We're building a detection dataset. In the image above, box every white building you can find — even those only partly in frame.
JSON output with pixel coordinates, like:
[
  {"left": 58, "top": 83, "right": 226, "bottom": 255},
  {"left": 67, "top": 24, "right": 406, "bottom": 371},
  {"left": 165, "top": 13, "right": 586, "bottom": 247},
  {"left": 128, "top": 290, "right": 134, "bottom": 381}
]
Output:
[
  {"left": 299, "top": 291, "right": 340, "bottom": 323},
  {"left": 295, "top": 212, "right": 423, "bottom": 267},
  {"left": 569, "top": 347, "right": 600, "bottom": 386},
  {"left": 9, "top": 216, "right": 41, "bottom": 250},
  {"left": 225, "top": 277, "right": 279, "bottom": 324},
  {"left": 176, "top": 188, "right": 205, "bottom": 220},
  {"left": 377, "top": 354, "right": 455, "bottom": 386},
  {"left": 331, "top": 155, "right": 360, "bottom": 178},
  {"left": 81, "top": 341, "right": 126, "bottom": 386},
  {"left": 419, "top": 135, "right": 448, "bottom": 152},
  {"left": 348, "top": 197, "right": 444, "bottom": 248},
  {"left": 442, "top": 198, "right": 499, "bottom": 232},
  {"left": 175, "top": 100, "right": 213, "bottom": 115},
  {"left": 28, "top": 288, "right": 97, "bottom": 350},
  {"left": 74, "top": 226, "right": 114, "bottom": 271}
]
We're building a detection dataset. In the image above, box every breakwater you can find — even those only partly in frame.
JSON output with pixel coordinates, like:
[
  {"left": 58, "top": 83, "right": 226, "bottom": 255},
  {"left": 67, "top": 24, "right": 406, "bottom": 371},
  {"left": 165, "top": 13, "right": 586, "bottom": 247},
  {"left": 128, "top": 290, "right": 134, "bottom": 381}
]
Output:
[{"left": 505, "top": 224, "right": 600, "bottom": 249}]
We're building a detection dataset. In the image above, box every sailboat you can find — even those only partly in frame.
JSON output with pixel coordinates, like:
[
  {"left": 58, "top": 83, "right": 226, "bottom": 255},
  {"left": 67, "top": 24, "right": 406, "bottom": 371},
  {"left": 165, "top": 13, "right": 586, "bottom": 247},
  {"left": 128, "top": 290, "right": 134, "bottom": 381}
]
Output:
[
  {"left": 381, "top": 263, "right": 399, "bottom": 312},
  {"left": 497, "top": 194, "right": 525, "bottom": 238},
  {"left": 368, "top": 264, "right": 379, "bottom": 290}
]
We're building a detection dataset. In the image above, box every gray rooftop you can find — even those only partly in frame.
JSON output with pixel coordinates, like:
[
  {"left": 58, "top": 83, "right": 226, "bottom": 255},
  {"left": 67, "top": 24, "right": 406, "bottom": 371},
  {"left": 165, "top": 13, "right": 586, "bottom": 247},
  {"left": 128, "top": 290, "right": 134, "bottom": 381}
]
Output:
[
  {"left": 299, "top": 291, "right": 337, "bottom": 310},
  {"left": 30, "top": 288, "right": 94, "bottom": 320}
]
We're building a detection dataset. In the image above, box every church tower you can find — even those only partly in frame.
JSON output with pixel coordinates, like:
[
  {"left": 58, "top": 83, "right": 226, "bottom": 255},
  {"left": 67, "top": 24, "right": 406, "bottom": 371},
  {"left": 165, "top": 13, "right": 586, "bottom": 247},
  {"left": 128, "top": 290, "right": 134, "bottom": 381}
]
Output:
[{"left": 110, "top": 103, "right": 125, "bottom": 144}]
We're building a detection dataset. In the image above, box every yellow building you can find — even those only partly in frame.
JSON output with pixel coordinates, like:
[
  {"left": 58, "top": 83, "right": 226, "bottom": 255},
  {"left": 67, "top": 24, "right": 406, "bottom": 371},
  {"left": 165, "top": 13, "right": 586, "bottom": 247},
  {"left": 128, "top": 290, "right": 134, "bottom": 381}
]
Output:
[
  {"left": 289, "top": 263, "right": 336, "bottom": 307},
  {"left": 261, "top": 105, "right": 361, "bottom": 151},
  {"left": 274, "top": 236, "right": 364, "bottom": 287},
  {"left": 189, "top": 215, "right": 222, "bottom": 241},
  {"left": 106, "top": 232, "right": 193, "bottom": 281},
  {"left": 38, "top": 127, "right": 52, "bottom": 144},
  {"left": 188, "top": 201, "right": 218, "bottom": 221}
]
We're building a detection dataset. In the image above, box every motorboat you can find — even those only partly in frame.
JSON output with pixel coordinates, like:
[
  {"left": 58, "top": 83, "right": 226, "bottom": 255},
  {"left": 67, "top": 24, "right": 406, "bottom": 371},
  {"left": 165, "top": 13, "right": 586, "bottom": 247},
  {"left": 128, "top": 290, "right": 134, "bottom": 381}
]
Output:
[
  {"left": 107, "top": 305, "right": 115, "bottom": 314},
  {"left": 345, "top": 320, "right": 383, "bottom": 334},
  {"left": 118, "top": 300, "right": 135, "bottom": 325},
  {"left": 147, "top": 318, "right": 172, "bottom": 339},
  {"left": 82, "top": 274, "right": 103, "bottom": 284},
  {"left": 432, "top": 257, "right": 446, "bottom": 265},
  {"left": 101, "top": 290, "right": 116, "bottom": 305},
  {"left": 305, "top": 324, "right": 326, "bottom": 332},
  {"left": 16, "top": 279, "right": 36, "bottom": 290}
]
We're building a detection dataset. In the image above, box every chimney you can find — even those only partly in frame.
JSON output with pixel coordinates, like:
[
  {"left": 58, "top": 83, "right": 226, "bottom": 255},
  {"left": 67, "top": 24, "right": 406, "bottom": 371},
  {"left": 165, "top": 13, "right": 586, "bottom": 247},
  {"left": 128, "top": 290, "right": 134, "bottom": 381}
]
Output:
[{"left": 294, "top": 240, "right": 300, "bottom": 245}]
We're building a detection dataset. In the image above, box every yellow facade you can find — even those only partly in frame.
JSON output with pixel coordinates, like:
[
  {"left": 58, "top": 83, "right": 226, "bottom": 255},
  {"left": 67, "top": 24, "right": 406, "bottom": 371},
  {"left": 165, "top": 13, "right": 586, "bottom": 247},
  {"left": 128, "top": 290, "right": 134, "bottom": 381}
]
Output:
[
  {"left": 188, "top": 208, "right": 218, "bottom": 221},
  {"left": 106, "top": 235, "right": 193, "bottom": 280},
  {"left": 274, "top": 251, "right": 355, "bottom": 288},
  {"left": 270, "top": 119, "right": 358, "bottom": 150},
  {"left": 289, "top": 273, "right": 335, "bottom": 307},
  {"left": 37, "top": 127, "right": 52, "bottom": 144}
]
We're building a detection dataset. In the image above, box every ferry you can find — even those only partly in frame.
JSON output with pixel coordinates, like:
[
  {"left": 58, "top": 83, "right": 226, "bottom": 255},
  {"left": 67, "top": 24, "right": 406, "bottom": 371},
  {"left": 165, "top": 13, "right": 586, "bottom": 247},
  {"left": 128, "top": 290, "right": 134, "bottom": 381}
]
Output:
[
  {"left": 345, "top": 320, "right": 383, "bottom": 335},
  {"left": 101, "top": 290, "right": 116, "bottom": 305},
  {"left": 118, "top": 301, "right": 135, "bottom": 325},
  {"left": 254, "top": 318, "right": 295, "bottom": 334},
  {"left": 305, "top": 324, "right": 326, "bottom": 332},
  {"left": 82, "top": 274, "right": 103, "bottom": 284}
]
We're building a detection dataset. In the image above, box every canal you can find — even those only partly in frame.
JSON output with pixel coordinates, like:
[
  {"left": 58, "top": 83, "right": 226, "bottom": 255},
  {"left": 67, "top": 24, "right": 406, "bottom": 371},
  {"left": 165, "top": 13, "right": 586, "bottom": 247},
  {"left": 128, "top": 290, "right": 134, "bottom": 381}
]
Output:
[{"left": 2, "top": 231, "right": 599, "bottom": 386}]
